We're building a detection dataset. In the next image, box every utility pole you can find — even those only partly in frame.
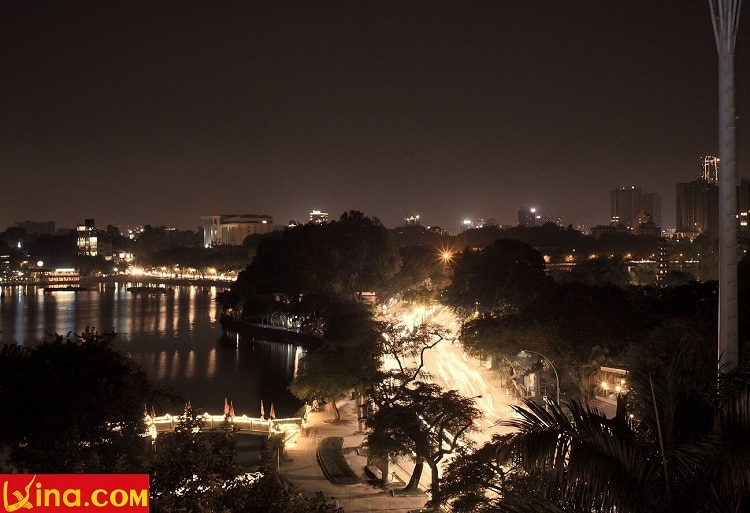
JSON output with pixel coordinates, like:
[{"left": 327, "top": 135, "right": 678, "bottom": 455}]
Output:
[{"left": 709, "top": 0, "right": 742, "bottom": 373}]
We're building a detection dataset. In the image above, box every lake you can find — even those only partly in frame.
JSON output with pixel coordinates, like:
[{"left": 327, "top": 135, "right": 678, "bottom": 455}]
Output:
[{"left": 0, "top": 282, "right": 304, "bottom": 418}]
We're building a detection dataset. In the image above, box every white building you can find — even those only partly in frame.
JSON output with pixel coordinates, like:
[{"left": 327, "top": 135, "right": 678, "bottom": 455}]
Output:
[{"left": 201, "top": 214, "right": 274, "bottom": 247}]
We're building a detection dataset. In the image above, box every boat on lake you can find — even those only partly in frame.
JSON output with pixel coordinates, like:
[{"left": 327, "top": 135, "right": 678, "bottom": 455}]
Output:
[{"left": 127, "top": 286, "right": 173, "bottom": 295}]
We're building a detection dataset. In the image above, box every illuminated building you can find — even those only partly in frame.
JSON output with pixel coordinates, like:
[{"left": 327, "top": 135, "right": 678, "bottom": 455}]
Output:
[
  {"left": 309, "top": 210, "right": 329, "bottom": 224},
  {"left": 201, "top": 214, "right": 274, "bottom": 247},
  {"left": 701, "top": 155, "right": 719, "bottom": 183},
  {"left": 739, "top": 178, "right": 750, "bottom": 237},
  {"left": 77, "top": 219, "right": 98, "bottom": 256},
  {"left": 404, "top": 214, "right": 421, "bottom": 226}
]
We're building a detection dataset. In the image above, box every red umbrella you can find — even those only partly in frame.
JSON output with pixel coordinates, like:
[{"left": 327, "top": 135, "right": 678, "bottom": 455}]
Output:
[
  {"left": 260, "top": 400, "right": 265, "bottom": 419},
  {"left": 224, "top": 397, "right": 230, "bottom": 416},
  {"left": 269, "top": 403, "right": 276, "bottom": 420}
]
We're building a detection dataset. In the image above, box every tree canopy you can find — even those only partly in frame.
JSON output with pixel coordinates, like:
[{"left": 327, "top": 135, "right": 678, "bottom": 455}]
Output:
[
  {"left": 0, "top": 332, "right": 152, "bottom": 472},
  {"left": 442, "top": 238, "right": 553, "bottom": 317},
  {"left": 221, "top": 211, "right": 401, "bottom": 309}
]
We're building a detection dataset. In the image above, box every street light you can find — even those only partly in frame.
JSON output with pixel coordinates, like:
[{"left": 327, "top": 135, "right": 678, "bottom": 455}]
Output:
[{"left": 519, "top": 349, "right": 560, "bottom": 405}]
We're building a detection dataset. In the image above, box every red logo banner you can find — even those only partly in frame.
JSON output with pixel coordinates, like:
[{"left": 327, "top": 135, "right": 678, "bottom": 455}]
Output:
[{"left": 1, "top": 475, "right": 149, "bottom": 512}]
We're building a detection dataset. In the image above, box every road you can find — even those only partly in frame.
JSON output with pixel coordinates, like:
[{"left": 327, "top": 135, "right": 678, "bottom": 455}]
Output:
[{"left": 392, "top": 303, "right": 519, "bottom": 440}]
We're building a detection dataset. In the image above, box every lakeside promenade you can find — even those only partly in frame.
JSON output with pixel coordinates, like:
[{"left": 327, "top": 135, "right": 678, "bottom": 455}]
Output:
[{"left": 275, "top": 397, "right": 430, "bottom": 513}]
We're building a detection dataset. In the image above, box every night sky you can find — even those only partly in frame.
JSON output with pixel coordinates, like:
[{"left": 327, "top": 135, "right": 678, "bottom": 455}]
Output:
[{"left": 1, "top": 1, "right": 748, "bottom": 233}]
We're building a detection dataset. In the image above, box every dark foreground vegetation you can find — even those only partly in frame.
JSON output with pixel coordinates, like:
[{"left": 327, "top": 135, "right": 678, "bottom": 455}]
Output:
[{"left": 3, "top": 211, "right": 750, "bottom": 512}]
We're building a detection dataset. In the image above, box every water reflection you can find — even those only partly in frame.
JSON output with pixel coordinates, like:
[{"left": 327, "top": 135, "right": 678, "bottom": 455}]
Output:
[{"left": 0, "top": 284, "right": 303, "bottom": 417}]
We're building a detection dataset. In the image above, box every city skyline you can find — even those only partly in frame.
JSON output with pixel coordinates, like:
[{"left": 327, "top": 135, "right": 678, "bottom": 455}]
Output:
[{"left": 1, "top": 1, "right": 749, "bottom": 232}]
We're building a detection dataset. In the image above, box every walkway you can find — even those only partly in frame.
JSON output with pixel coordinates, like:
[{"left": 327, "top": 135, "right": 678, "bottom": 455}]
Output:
[{"left": 278, "top": 398, "right": 430, "bottom": 513}]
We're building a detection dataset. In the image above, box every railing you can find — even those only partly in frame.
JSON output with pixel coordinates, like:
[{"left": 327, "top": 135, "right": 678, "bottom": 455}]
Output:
[{"left": 144, "top": 412, "right": 304, "bottom": 441}]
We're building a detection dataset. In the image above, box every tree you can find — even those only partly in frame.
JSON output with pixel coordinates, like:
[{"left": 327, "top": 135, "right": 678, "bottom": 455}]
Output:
[
  {"left": 366, "top": 322, "right": 481, "bottom": 510},
  {"left": 442, "top": 238, "right": 552, "bottom": 318},
  {"left": 149, "top": 405, "right": 238, "bottom": 513},
  {"left": 289, "top": 302, "right": 380, "bottom": 422},
  {"left": 0, "top": 332, "right": 152, "bottom": 473},
  {"left": 442, "top": 340, "right": 750, "bottom": 513},
  {"left": 220, "top": 211, "right": 400, "bottom": 309}
]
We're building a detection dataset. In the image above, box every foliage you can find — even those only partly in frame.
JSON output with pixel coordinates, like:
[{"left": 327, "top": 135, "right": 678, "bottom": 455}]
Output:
[
  {"left": 558, "top": 256, "right": 630, "bottom": 287},
  {"left": 442, "top": 341, "right": 750, "bottom": 513},
  {"left": 442, "top": 238, "right": 552, "bottom": 317},
  {"left": 221, "top": 211, "right": 401, "bottom": 307},
  {"left": 366, "top": 322, "right": 481, "bottom": 509},
  {"left": 0, "top": 332, "right": 152, "bottom": 473},
  {"left": 149, "top": 405, "right": 238, "bottom": 512},
  {"left": 317, "top": 437, "right": 360, "bottom": 485},
  {"left": 289, "top": 302, "right": 381, "bottom": 422}
]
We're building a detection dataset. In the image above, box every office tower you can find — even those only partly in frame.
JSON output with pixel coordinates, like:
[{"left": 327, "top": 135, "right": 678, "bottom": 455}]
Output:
[{"left": 610, "top": 186, "right": 641, "bottom": 228}]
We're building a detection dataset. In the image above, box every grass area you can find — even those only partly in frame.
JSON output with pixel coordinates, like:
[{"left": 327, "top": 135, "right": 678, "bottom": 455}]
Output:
[{"left": 317, "top": 436, "right": 361, "bottom": 485}]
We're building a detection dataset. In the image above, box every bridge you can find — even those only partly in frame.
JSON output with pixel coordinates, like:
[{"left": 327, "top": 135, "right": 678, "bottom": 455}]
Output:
[{"left": 144, "top": 412, "right": 304, "bottom": 443}]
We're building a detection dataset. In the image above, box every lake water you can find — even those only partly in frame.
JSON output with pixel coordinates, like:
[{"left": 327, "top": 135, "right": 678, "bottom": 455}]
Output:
[{"left": 0, "top": 282, "right": 304, "bottom": 418}]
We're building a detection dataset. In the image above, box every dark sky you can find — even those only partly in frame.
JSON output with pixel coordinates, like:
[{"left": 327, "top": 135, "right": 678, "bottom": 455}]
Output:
[{"left": 1, "top": 1, "right": 748, "bottom": 232}]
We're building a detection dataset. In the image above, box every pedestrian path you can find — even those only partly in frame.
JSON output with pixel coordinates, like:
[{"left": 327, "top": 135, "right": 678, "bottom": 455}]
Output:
[{"left": 279, "top": 398, "right": 430, "bottom": 513}]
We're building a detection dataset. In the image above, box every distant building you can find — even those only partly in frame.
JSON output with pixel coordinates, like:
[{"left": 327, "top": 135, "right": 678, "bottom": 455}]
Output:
[
  {"left": 590, "top": 224, "right": 627, "bottom": 239},
  {"left": 77, "top": 219, "right": 97, "bottom": 256},
  {"left": 201, "top": 214, "right": 274, "bottom": 247},
  {"left": 701, "top": 155, "right": 719, "bottom": 183},
  {"left": 517, "top": 208, "right": 536, "bottom": 227},
  {"left": 739, "top": 178, "right": 750, "bottom": 238},
  {"left": 537, "top": 215, "right": 563, "bottom": 226},
  {"left": 15, "top": 220, "right": 55, "bottom": 236},
  {"left": 309, "top": 210, "right": 329, "bottom": 225},
  {"left": 610, "top": 186, "right": 661, "bottom": 233},
  {"left": 404, "top": 214, "right": 421, "bottom": 226},
  {"left": 676, "top": 176, "right": 719, "bottom": 237},
  {"left": 461, "top": 218, "right": 484, "bottom": 231},
  {"left": 610, "top": 186, "right": 641, "bottom": 228},
  {"left": 641, "top": 193, "right": 661, "bottom": 230}
]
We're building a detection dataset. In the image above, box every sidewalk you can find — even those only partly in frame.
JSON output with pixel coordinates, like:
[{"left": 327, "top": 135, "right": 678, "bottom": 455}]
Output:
[{"left": 279, "top": 398, "right": 430, "bottom": 513}]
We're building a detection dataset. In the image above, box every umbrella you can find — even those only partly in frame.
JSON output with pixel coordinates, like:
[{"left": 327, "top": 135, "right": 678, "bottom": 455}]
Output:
[
  {"left": 224, "top": 397, "right": 230, "bottom": 416},
  {"left": 229, "top": 401, "right": 235, "bottom": 419},
  {"left": 269, "top": 403, "right": 276, "bottom": 420},
  {"left": 260, "top": 400, "right": 265, "bottom": 419},
  {"left": 151, "top": 405, "right": 156, "bottom": 418}
]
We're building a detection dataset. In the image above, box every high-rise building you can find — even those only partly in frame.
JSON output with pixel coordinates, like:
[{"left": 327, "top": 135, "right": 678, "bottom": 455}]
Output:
[
  {"left": 701, "top": 155, "right": 719, "bottom": 183},
  {"left": 610, "top": 186, "right": 641, "bottom": 228},
  {"left": 517, "top": 208, "right": 536, "bottom": 227},
  {"left": 201, "top": 214, "right": 274, "bottom": 247},
  {"left": 676, "top": 158, "right": 722, "bottom": 236}
]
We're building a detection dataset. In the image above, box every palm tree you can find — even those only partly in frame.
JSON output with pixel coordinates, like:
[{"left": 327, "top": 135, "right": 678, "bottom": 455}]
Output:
[{"left": 443, "top": 344, "right": 750, "bottom": 513}]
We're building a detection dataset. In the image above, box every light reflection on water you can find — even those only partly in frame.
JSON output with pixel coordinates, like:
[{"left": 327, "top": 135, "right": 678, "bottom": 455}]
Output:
[{"left": 0, "top": 284, "right": 303, "bottom": 417}]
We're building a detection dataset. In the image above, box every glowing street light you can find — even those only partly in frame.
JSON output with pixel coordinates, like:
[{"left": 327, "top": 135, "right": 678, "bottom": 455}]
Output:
[{"left": 519, "top": 349, "right": 560, "bottom": 405}]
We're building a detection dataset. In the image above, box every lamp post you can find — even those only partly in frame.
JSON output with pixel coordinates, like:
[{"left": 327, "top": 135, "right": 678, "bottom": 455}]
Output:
[{"left": 520, "top": 349, "right": 560, "bottom": 405}]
